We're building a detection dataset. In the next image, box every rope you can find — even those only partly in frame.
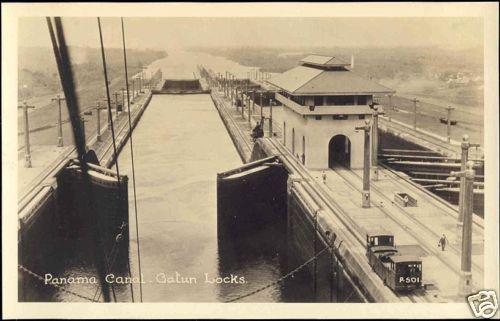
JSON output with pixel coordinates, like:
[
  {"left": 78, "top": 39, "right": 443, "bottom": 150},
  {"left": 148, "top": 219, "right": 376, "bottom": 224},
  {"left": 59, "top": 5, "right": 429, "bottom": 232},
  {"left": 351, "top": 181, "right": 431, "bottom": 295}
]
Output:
[
  {"left": 121, "top": 17, "right": 142, "bottom": 303},
  {"left": 93, "top": 223, "right": 127, "bottom": 302},
  {"left": 96, "top": 17, "right": 127, "bottom": 302},
  {"left": 225, "top": 246, "right": 330, "bottom": 303},
  {"left": 343, "top": 289, "right": 356, "bottom": 302},
  {"left": 18, "top": 265, "right": 97, "bottom": 302}
]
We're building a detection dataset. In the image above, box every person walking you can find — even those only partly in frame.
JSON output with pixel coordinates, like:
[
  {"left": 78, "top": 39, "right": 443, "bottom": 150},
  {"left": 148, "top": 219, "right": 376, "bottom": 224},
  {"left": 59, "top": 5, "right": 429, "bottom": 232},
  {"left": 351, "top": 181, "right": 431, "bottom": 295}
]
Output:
[
  {"left": 438, "top": 234, "right": 448, "bottom": 251},
  {"left": 322, "top": 171, "right": 327, "bottom": 184}
]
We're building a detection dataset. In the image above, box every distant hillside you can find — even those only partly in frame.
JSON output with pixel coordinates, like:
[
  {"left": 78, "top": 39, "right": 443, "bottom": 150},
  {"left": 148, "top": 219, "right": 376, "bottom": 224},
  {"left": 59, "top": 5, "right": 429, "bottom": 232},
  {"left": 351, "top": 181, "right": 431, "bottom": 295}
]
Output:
[
  {"left": 192, "top": 46, "right": 483, "bottom": 108},
  {"left": 18, "top": 46, "right": 167, "bottom": 100}
]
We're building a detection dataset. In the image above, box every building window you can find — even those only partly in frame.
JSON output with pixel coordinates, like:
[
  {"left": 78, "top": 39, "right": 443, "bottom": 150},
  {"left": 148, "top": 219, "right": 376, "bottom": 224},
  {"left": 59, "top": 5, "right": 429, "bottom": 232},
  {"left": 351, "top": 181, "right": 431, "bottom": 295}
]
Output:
[
  {"left": 314, "top": 96, "right": 323, "bottom": 106},
  {"left": 358, "top": 115, "right": 365, "bottom": 119},
  {"left": 325, "top": 95, "right": 356, "bottom": 106},
  {"left": 358, "top": 95, "right": 368, "bottom": 105},
  {"left": 333, "top": 115, "right": 348, "bottom": 120},
  {"left": 315, "top": 115, "right": 322, "bottom": 120}
]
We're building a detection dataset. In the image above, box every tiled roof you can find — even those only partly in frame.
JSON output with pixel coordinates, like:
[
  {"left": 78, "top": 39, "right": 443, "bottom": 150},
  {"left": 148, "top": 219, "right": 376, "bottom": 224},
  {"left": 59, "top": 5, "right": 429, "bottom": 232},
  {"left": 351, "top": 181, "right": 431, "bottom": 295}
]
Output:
[
  {"left": 300, "top": 54, "right": 350, "bottom": 67},
  {"left": 269, "top": 65, "right": 394, "bottom": 95}
]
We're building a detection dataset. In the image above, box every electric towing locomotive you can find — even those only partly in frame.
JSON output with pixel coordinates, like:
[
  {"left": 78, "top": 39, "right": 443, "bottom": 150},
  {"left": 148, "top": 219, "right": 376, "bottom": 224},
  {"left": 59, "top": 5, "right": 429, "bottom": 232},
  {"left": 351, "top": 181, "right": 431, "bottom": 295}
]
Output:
[{"left": 366, "top": 231, "right": 422, "bottom": 292}]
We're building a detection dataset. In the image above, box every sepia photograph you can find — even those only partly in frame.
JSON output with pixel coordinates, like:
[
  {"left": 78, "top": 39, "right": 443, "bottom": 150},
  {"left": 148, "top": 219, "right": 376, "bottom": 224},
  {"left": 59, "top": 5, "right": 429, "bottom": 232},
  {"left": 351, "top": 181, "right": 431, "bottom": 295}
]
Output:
[{"left": 2, "top": 2, "right": 499, "bottom": 319}]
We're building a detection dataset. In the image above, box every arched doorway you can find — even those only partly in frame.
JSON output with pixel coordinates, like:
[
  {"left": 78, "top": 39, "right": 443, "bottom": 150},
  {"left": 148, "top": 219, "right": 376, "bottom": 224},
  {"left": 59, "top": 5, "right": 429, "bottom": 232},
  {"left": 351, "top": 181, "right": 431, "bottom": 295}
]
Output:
[{"left": 328, "top": 135, "right": 351, "bottom": 168}]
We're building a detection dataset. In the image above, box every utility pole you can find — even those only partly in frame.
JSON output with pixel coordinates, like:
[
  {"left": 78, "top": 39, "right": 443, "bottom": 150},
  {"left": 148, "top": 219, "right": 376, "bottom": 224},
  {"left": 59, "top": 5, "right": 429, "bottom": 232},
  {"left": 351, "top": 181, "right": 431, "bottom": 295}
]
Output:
[
  {"left": 229, "top": 73, "right": 232, "bottom": 102},
  {"left": 355, "top": 119, "right": 371, "bottom": 208},
  {"left": 232, "top": 75, "right": 235, "bottom": 106},
  {"left": 228, "top": 73, "right": 232, "bottom": 99},
  {"left": 388, "top": 94, "right": 393, "bottom": 110},
  {"left": 18, "top": 102, "right": 35, "bottom": 168},
  {"left": 371, "top": 106, "right": 379, "bottom": 180},
  {"left": 248, "top": 91, "right": 252, "bottom": 125},
  {"left": 51, "top": 95, "right": 65, "bottom": 147},
  {"left": 413, "top": 98, "right": 419, "bottom": 130},
  {"left": 450, "top": 160, "right": 475, "bottom": 296},
  {"left": 121, "top": 88, "right": 126, "bottom": 113},
  {"left": 80, "top": 116, "right": 88, "bottom": 151},
  {"left": 260, "top": 92, "right": 264, "bottom": 125},
  {"left": 95, "top": 101, "right": 106, "bottom": 142},
  {"left": 269, "top": 98, "right": 273, "bottom": 137},
  {"left": 252, "top": 90, "right": 255, "bottom": 112},
  {"left": 224, "top": 71, "right": 228, "bottom": 97},
  {"left": 131, "top": 79, "right": 135, "bottom": 100},
  {"left": 114, "top": 92, "right": 120, "bottom": 117},
  {"left": 245, "top": 80, "right": 249, "bottom": 119},
  {"left": 141, "top": 66, "right": 147, "bottom": 92},
  {"left": 240, "top": 89, "right": 244, "bottom": 118},
  {"left": 445, "top": 106, "right": 455, "bottom": 143}
]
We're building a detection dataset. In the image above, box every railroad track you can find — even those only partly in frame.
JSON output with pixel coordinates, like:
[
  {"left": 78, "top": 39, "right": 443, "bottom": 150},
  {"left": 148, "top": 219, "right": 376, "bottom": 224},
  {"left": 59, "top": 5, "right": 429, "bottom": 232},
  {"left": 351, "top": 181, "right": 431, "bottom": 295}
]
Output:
[
  {"left": 331, "top": 166, "right": 483, "bottom": 286},
  {"left": 378, "top": 162, "right": 484, "bottom": 229},
  {"left": 379, "top": 117, "right": 463, "bottom": 157},
  {"left": 264, "top": 138, "right": 424, "bottom": 303}
]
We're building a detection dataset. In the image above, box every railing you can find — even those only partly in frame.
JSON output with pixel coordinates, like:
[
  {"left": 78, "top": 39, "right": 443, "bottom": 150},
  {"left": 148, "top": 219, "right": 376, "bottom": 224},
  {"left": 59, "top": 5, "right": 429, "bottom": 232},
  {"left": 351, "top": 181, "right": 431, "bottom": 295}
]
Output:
[{"left": 275, "top": 93, "right": 373, "bottom": 116}]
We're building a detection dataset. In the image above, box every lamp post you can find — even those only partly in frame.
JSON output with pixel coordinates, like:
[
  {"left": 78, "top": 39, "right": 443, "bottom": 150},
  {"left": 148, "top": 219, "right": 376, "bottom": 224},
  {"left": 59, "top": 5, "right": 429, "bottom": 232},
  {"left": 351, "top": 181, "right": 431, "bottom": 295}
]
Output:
[
  {"left": 269, "top": 98, "right": 273, "bottom": 137},
  {"left": 248, "top": 91, "right": 252, "bottom": 125},
  {"left": 121, "top": 87, "right": 126, "bottom": 113},
  {"left": 355, "top": 119, "right": 371, "bottom": 208},
  {"left": 240, "top": 89, "right": 244, "bottom": 118},
  {"left": 141, "top": 66, "right": 147, "bottom": 92},
  {"left": 114, "top": 92, "right": 120, "bottom": 117},
  {"left": 260, "top": 91, "right": 264, "bottom": 125},
  {"left": 457, "top": 135, "right": 480, "bottom": 233},
  {"left": 450, "top": 160, "right": 476, "bottom": 295},
  {"left": 18, "top": 101, "right": 35, "bottom": 168},
  {"left": 232, "top": 74, "right": 235, "bottom": 105},
  {"left": 224, "top": 71, "right": 228, "bottom": 97},
  {"left": 252, "top": 90, "right": 255, "bottom": 112},
  {"left": 371, "top": 105, "right": 379, "bottom": 180},
  {"left": 412, "top": 98, "right": 419, "bottom": 130},
  {"left": 51, "top": 95, "right": 65, "bottom": 147},
  {"left": 95, "top": 101, "right": 106, "bottom": 142},
  {"left": 80, "top": 116, "right": 88, "bottom": 151}
]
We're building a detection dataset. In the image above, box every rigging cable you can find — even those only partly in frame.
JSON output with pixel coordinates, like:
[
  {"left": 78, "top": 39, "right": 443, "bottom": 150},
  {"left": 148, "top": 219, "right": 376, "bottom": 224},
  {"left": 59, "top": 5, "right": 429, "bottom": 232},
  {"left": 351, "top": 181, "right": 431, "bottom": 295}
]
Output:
[
  {"left": 121, "top": 16, "right": 142, "bottom": 302},
  {"left": 46, "top": 17, "right": 115, "bottom": 302},
  {"left": 95, "top": 16, "right": 127, "bottom": 302}
]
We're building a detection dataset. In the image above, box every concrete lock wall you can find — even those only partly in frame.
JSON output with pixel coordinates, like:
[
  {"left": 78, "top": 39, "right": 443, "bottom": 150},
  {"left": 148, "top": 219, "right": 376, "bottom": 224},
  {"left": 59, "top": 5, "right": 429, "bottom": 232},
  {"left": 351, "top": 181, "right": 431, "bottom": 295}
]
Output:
[
  {"left": 18, "top": 193, "right": 59, "bottom": 301},
  {"left": 281, "top": 107, "right": 370, "bottom": 170},
  {"left": 286, "top": 184, "right": 363, "bottom": 302},
  {"left": 19, "top": 166, "right": 130, "bottom": 302}
]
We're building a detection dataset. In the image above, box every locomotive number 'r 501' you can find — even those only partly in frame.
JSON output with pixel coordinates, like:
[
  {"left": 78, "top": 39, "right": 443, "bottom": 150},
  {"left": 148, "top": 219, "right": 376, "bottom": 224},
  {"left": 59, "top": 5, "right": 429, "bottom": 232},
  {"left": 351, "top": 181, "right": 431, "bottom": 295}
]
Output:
[{"left": 399, "top": 277, "right": 420, "bottom": 283}]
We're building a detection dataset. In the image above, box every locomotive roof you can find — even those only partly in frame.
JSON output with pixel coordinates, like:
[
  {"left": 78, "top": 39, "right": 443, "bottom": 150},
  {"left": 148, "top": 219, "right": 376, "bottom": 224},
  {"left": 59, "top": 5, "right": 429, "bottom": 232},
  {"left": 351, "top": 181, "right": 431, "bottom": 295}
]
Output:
[
  {"left": 390, "top": 255, "right": 421, "bottom": 263},
  {"left": 366, "top": 229, "right": 393, "bottom": 237},
  {"left": 369, "top": 245, "right": 398, "bottom": 252}
]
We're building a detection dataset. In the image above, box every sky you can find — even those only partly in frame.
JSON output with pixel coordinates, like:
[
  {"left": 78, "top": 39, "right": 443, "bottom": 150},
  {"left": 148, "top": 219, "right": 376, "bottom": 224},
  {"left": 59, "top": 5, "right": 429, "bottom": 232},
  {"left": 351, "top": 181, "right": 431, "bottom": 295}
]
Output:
[{"left": 18, "top": 17, "right": 483, "bottom": 51}]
